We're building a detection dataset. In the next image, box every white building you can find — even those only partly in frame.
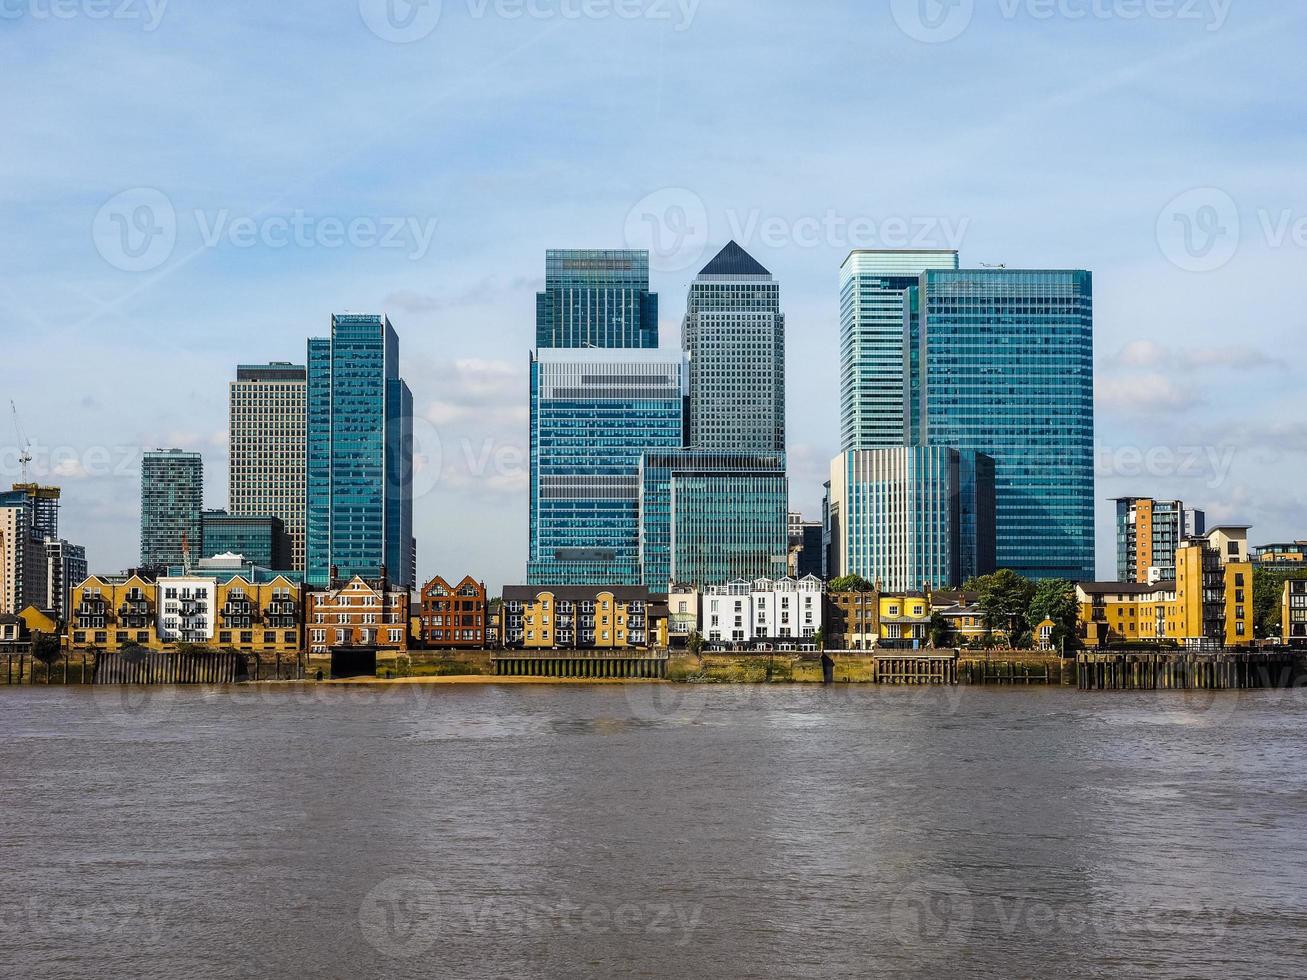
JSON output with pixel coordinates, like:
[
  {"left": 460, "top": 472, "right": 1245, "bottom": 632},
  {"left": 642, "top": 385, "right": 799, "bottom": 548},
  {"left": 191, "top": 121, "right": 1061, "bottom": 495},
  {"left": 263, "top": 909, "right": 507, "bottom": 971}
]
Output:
[
  {"left": 703, "top": 576, "right": 823, "bottom": 648},
  {"left": 156, "top": 577, "right": 218, "bottom": 644}
]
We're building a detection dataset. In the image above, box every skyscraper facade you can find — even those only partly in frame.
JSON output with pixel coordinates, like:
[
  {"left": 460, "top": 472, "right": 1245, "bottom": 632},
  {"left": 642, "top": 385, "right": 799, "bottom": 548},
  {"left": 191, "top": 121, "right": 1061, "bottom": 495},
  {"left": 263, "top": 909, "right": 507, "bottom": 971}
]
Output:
[
  {"left": 306, "top": 314, "right": 414, "bottom": 588},
  {"left": 0, "top": 489, "right": 49, "bottom": 614},
  {"left": 638, "top": 451, "right": 789, "bottom": 590},
  {"left": 683, "top": 241, "right": 786, "bottom": 453},
  {"left": 528, "top": 348, "right": 685, "bottom": 586},
  {"left": 45, "top": 538, "right": 87, "bottom": 622},
  {"left": 536, "top": 250, "right": 658, "bottom": 349},
  {"left": 826, "top": 447, "right": 996, "bottom": 592},
  {"left": 908, "top": 269, "right": 1095, "bottom": 580},
  {"left": 140, "top": 450, "right": 203, "bottom": 568},
  {"left": 839, "top": 249, "right": 959, "bottom": 453},
  {"left": 201, "top": 510, "right": 292, "bottom": 570},
  {"left": 229, "top": 362, "right": 307, "bottom": 572}
]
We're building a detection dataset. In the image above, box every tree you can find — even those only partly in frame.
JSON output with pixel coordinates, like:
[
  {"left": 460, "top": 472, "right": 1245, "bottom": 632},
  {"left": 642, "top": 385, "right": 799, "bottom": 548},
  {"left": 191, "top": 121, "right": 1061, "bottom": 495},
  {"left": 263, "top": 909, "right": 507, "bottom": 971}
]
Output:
[
  {"left": 929, "top": 612, "right": 954, "bottom": 650},
  {"left": 687, "top": 631, "right": 705, "bottom": 660},
  {"left": 1254, "top": 568, "right": 1307, "bottom": 638},
  {"left": 973, "top": 570, "right": 1036, "bottom": 645},
  {"left": 1028, "top": 579, "right": 1078, "bottom": 653},
  {"left": 813, "top": 627, "right": 826, "bottom": 651},
  {"left": 828, "top": 575, "right": 875, "bottom": 593}
]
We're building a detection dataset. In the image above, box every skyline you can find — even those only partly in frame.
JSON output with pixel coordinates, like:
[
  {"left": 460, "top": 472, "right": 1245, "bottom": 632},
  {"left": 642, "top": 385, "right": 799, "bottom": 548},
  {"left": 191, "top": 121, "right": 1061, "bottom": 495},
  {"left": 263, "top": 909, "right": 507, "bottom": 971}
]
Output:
[{"left": 5, "top": 1, "right": 1307, "bottom": 591}]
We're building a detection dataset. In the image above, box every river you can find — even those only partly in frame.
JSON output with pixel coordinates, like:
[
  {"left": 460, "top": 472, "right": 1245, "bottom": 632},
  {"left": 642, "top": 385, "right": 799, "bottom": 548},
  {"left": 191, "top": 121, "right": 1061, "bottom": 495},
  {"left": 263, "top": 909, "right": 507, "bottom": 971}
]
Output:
[{"left": 3, "top": 683, "right": 1305, "bottom": 978}]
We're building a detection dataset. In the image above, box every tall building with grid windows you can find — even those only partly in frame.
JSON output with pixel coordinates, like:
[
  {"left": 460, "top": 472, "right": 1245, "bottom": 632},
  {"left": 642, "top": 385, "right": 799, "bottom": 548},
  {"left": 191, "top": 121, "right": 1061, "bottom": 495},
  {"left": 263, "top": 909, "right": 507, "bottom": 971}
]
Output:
[
  {"left": 907, "top": 269, "right": 1095, "bottom": 580},
  {"left": 683, "top": 241, "right": 786, "bottom": 453},
  {"left": 1114, "top": 497, "right": 1206, "bottom": 584},
  {"left": 229, "top": 362, "right": 306, "bottom": 572},
  {"left": 140, "top": 450, "right": 204, "bottom": 568},
  {"left": 528, "top": 348, "right": 685, "bottom": 586},
  {"left": 306, "top": 314, "right": 414, "bottom": 589},
  {"left": 536, "top": 250, "right": 659, "bottom": 349},
  {"left": 839, "top": 250, "right": 959, "bottom": 453}
]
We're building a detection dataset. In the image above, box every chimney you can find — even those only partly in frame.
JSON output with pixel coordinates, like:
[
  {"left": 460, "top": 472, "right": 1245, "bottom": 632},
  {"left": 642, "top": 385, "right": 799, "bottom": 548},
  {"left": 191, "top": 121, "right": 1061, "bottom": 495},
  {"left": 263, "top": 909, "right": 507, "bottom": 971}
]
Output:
[
  {"left": 379, "top": 564, "right": 389, "bottom": 594},
  {"left": 330, "top": 565, "right": 339, "bottom": 588}
]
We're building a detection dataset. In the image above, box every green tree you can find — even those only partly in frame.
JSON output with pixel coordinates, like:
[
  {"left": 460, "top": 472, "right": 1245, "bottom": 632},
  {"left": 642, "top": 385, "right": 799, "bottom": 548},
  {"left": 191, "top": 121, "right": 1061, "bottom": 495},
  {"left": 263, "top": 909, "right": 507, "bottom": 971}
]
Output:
[
  {"left": 687, "top": 631, "right": 705, "bottom": 659},
  {"left": 827, "top": 575, "right": 875, "bottom": 593},
  {"left": 973, "top": 570, "right": 1036, "bottom": 644},
  {"left": 1253, "top": 568, "right": 1307, "bottom": 638},
  {"left": 929, "top": 612, "right": 954, "bottom": 650},
  {"left": 1028, "top": 578, "right": 1078, "bottom": 653}
]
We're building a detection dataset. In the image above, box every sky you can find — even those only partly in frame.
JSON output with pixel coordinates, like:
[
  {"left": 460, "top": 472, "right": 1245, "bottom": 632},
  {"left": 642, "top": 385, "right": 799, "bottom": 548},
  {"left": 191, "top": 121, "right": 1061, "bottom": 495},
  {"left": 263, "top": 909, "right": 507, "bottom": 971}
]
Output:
[{"left": 2, "top": 0, "right": 1306, "bottom": 592}]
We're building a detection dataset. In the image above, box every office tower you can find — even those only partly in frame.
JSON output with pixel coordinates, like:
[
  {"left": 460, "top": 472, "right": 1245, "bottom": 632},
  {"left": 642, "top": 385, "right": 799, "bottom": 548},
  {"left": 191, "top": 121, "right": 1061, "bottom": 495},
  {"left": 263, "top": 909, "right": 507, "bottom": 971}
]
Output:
[
  {"left": 11, "top": 483, "right": 60, "bottom": 540},
  {"left": 788, "top": 514, "right": 825, "bottom": 579},
  {"left": 140, "top": 450, "right": 204, "bottom": 569},
  {"left": 682, "top": 241, "right": 785, "bottom": 452},
  {"left": 826, "top": 447, "right": 996, "bottom": 593},
  {"left": 201, "top": 510, "right": 292, "bottom": 569},
  {"left": 0, "top": 489, "right": 49, "bottom": 614},
  {"left": 639, "top": 451, "right": 789, "bottom": 590},
  {"left": 1114, "top": 497, "right": 1206, "bottom": 584},
  {"left": 536, "top": 250, "right": 658, "bottom": 349},
  {"left": 229, "top": 362, "right": 307, "bottom": 572},
  {"left": 45, "top": 539, "right": 87, "bottom": 622},
  {"left": 528, "top": 348, "right": 685, "bottom": 586},
  {"left": 839, "top": 250, "right": 959, "bottom": 452},
  {"left": 907, "top": 269, "right": 1095, "bottom": 580},
  {"left": 306, "top": 314, "right": 414, "bottom": 588}
]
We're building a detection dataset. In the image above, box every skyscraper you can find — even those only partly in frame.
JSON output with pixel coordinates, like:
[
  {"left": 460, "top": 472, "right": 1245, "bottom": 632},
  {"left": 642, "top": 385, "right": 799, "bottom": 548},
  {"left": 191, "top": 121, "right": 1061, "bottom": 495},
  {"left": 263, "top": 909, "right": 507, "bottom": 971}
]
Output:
[
  {"left": 306, "top": 314, "right": 414, "bottom": 588},
  {"left": 536, "top": 250, "right": 659, "bottom": 349},
  {"left": 826, "top": 447, "right": 996, "bottom": 592},
  {"left": 908, "top": 269, "right": 1095, "bottom": 580},
  {"left": 0, "top": 489, "right": 49, "bottom": 614},
  {"left": 201, "top": 510, "right": 292, "bottom": 570},
  {"left": 839, "top": 249, "right": 959, "bottom": 452},
  {"left": 683, "top": 241, "right": 785, "bottom": 452},
  {"left": 140, "top": 450, "right": 203, "bottom": 568},
  {"left": 229, "top": 362, "right": 307, "bottom": 571},
  {"left": 528, "top": 348, "right": 685, "bottom": 585},
  {"left": 637, "top": 242, "right": 790, "bottom": 589},
  {"left": 45, "top": 538, "right": 87, "bottom": 622}
]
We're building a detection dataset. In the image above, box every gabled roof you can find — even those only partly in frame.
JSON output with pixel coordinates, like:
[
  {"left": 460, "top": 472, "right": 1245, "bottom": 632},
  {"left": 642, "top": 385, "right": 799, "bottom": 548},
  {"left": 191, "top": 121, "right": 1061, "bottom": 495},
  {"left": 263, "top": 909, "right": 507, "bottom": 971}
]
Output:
[{"left": 700, "top": 241, "right": 770, "bottom": 277}]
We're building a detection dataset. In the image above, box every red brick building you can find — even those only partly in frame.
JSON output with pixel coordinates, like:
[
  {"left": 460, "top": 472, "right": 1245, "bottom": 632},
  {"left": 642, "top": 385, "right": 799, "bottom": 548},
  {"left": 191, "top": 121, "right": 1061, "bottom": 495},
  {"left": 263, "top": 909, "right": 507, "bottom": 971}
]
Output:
[
  {"left": 419, "top": 576, "right": 487, "bottom": 649},
  {"left": 305, "top": 576, "right": 410, "bottom": 658}
]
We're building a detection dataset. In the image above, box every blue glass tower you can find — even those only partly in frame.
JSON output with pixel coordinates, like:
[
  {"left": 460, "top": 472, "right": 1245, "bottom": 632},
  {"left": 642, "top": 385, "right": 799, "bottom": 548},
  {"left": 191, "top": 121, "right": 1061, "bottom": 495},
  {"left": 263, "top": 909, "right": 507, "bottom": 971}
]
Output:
[
  {"left": 908, "top": 269, "right": 1095, "bottom": 580},
  {"left": 528, "top": 349, "right": 685, "bottom": 586},
  {"left": 536, "top": 250, "right": 658, "bottom": 349},
  {"left": 306, "top": 314, "right": 414, "bottom": 588}
]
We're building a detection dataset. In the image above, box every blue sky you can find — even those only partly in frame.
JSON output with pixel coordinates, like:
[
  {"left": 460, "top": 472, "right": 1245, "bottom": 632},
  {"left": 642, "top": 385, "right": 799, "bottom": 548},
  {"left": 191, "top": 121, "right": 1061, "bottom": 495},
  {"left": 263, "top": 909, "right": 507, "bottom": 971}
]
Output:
[{"left": 3, "top": 0, "right": 1305, "bottom": 590}]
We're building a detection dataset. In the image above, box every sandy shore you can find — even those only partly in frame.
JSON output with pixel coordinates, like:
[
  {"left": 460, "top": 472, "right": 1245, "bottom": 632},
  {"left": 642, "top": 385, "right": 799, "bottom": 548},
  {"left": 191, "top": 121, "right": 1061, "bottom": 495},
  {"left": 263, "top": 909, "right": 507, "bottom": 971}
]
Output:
[{"left": 273, "top": 675, "right": 667, "bottom": 687}]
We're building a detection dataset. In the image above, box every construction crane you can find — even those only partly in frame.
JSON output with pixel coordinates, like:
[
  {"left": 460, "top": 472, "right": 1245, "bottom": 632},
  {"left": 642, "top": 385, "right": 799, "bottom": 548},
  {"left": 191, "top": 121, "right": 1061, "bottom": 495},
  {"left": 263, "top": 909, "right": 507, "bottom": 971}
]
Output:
[{"left": 10, "top": 400, "right": 32, "bottom": 483}]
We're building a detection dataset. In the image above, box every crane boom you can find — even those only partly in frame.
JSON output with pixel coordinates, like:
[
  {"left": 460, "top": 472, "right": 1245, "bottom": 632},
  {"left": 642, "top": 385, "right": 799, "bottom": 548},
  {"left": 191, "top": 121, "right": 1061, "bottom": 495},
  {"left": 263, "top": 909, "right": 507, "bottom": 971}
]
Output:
[{"left": 10, "top": 400, "right": 33, "bottom": 482}]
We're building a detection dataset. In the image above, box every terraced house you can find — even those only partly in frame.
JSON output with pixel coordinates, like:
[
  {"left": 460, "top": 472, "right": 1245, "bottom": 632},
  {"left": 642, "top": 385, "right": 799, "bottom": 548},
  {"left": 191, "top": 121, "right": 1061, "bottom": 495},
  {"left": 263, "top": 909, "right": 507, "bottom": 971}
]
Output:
[
  {"left": 305, "top": 575, "right": 409, "bottom": 658},
  {"left": 500, "top": 587, "right": 663, "bottom": 650},
  {"left": 419, "top": 575, "right": 487, "bottom": 649}
]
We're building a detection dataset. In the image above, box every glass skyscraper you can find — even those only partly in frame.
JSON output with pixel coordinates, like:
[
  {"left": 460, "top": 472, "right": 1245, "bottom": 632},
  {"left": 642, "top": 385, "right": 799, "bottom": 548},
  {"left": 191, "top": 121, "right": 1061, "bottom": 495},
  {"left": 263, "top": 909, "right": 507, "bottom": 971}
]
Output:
[
  {"left": 306, "top": 314, "right": 414, "bottom": 588},
  {"left": 140, "top": 449, "right": 203, "bottom": 568},
  {"left": 839, "top": 249, "right": 959, "bottom": 452},
  {"left": 908, "top": 269, "right": 1095, "bottom": 581},
  {"left": 536, "top": 250, "right": 658, "bottom": 349},
  {"left": 528, "top": 348, "right": 685, "bottom": 586},
  {"left": 683, "top": 241, "right": 786, "bottom": 452},
  {"left": 639, "top": 451, "right": 789, "bottom": 591},
  {"left": 826, "top": 447, "right": 995, "bottom": 592}
]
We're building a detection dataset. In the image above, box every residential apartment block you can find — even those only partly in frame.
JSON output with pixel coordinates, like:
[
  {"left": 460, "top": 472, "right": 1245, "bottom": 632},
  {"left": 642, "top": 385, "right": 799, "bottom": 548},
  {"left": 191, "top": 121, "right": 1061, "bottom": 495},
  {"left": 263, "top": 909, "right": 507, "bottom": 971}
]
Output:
[
  {"left": 305, "top": 575, "right": 410, "bottom": 657},
  {"left": 701, "top": 576, "right": 823, "bottom": 647},
  {"left": 1284, "top": 580, "right": 1307, "bottom": 645},
  {"left": 419, "top": 575, "right": 487, "bottom": 649},
  {"left": 1114, "top": 497, "right": 1205, "bottom": 583},
  {"left": 501, "top": 586, "right": 662, "bottom": 650},
  {"left": 140, "top": 450, "right": 204, "bottom": 569}
]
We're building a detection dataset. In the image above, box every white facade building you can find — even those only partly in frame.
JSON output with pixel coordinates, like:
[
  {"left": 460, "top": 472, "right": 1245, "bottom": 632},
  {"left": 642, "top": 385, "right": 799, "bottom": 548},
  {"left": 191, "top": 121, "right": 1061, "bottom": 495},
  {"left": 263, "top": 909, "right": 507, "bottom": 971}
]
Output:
[
  {"left": 157, "top": 577, "right": 218, "bottom": 644},
  {"left": 703, "top": 575, "right": 823, "bottom": 647}
]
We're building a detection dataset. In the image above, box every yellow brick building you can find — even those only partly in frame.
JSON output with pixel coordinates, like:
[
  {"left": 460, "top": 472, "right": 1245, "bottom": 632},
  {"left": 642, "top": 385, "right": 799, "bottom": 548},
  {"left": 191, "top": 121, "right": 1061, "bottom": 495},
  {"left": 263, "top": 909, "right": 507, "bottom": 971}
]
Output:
[{"left": 501, "top": 587, "right": 665, "bottom": 650}]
